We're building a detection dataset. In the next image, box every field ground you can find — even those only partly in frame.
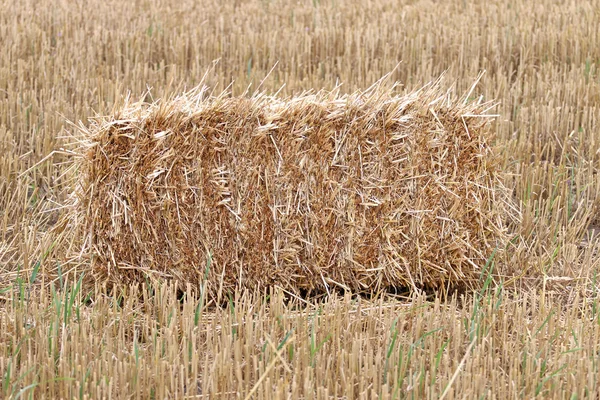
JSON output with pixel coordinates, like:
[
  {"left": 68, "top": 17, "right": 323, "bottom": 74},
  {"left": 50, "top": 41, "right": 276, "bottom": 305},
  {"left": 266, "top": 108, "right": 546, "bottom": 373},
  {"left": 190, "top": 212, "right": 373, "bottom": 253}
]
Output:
[{"left": 1, "top": 0, "right": 600, "bottom": 398}]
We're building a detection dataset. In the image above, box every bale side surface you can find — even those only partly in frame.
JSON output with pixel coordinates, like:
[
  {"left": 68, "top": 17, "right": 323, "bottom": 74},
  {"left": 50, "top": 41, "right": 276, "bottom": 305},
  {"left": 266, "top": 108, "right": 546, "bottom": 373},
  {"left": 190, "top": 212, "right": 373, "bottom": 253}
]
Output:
[{"left": 76, "top": 88, "right": 507, "bottom": 295}]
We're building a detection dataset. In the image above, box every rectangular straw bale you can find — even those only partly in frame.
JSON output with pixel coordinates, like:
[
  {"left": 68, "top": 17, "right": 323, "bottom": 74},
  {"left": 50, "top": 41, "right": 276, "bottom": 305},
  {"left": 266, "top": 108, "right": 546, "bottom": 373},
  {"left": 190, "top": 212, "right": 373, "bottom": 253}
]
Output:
[{"left": 73, "top": 86, "right": 508, "bottom": 295}]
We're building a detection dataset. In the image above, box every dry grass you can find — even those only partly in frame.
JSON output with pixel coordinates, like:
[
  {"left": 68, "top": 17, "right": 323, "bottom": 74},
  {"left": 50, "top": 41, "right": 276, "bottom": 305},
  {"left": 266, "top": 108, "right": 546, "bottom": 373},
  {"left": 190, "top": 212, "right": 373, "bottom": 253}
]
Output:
[
  {"left": 3, "top": 283, "right": 600, "bottom": 399},
  {"left": 1, "top": 0, "right": 600, "bottom": 398}
]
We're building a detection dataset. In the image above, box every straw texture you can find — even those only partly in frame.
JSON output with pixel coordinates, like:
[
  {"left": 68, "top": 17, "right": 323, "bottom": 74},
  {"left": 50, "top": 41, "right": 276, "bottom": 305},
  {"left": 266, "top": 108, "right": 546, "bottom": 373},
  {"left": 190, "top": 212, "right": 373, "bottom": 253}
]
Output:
[{"left": 71, "top": 86, "right": 508, "bottom": 295}]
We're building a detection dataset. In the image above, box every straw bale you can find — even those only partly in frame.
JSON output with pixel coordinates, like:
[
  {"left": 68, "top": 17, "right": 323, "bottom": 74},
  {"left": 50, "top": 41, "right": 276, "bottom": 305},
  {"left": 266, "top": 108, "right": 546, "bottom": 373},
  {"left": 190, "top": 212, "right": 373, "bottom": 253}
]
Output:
[{"left": 70, "top": 86, "right": 509, "bottom": 296}]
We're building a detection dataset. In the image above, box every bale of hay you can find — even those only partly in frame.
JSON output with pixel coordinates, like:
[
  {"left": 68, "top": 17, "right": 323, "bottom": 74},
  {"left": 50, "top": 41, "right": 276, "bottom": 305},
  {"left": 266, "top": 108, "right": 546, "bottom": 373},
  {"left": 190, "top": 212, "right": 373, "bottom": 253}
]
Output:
[{"left": 70, "top": 85, "right": 509, "bottom": 296}]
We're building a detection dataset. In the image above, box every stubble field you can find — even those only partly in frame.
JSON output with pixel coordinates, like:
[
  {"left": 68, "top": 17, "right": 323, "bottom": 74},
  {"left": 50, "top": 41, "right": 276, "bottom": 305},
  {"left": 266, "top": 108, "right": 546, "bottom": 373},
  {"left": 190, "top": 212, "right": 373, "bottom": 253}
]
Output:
[{"left": 1, "top": 0, "right": 600, "bottom": 398}]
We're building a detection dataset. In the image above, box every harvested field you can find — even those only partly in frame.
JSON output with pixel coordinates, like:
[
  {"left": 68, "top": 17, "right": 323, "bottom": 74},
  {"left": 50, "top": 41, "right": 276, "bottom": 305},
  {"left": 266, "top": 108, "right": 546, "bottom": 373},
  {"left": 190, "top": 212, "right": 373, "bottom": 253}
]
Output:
[{"left": 2, "top": 0, "right": 600, "bottom": 398}]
